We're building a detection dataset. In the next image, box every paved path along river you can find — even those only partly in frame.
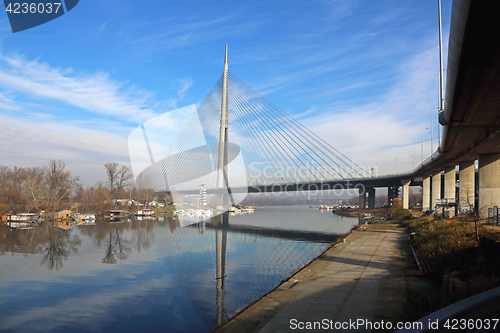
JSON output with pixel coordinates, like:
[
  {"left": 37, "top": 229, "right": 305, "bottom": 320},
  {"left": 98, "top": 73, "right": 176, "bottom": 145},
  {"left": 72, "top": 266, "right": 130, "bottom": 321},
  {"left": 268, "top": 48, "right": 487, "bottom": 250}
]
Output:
[{"left": 216, "top": 227, "right": 410, "bottom": 333}]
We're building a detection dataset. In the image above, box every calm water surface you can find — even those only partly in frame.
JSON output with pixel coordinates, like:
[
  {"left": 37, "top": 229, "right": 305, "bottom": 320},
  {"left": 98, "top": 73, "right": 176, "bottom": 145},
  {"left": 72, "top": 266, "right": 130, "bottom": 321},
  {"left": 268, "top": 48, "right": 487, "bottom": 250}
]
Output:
[{"left": 0, "top": 206, "right": 357, "bottom": 332}]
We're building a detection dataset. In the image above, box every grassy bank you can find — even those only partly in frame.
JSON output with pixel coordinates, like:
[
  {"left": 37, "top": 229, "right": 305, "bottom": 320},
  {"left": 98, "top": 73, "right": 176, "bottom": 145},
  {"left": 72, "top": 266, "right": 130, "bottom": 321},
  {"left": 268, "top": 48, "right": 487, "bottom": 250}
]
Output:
[{"left": 401, "top": 216, "right": 500, "bottom": 322}]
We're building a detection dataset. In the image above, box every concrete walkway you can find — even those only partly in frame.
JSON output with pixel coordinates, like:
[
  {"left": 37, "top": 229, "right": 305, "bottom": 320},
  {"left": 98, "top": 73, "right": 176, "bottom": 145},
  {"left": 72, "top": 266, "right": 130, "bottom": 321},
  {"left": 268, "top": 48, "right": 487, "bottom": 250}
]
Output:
[{"left": 215, "top": 227, "right": 411, "bottom": 333}]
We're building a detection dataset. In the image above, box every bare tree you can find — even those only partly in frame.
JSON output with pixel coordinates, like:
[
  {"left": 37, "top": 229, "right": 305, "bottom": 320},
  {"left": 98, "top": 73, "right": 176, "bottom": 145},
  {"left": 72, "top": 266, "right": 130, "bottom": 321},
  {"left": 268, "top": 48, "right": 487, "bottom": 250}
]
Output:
[
  {"left": 104, "top": 163, "right": 133, "bottom": 201},
  {"left": 1, "top": 166, "right": 28, "bottom": 212},
  {"left": 135, "top": 173, "right": 155, "bottom": 205},
  {"left": 104, "top": 162, "right": 119, "bottom": 200},
  {"left": 116, "top": 165, "right": 133, "bottom": 198},
  {"left": 22, "top": 167, "right": 46, "bottom": 210},
  {"left": 44, "top": 160, "right": 79, "bottom": 212},
  {"left": 462, "top": 188, "right": 484, "bottom": 241},
  {"left": 78, "top": 183, "right": 111, "bottom": 213}
]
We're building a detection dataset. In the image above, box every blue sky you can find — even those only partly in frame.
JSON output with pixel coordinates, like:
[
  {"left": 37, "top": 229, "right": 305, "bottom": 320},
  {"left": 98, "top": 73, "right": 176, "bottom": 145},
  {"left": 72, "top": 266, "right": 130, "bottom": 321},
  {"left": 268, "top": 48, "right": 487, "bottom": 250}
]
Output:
[{"left": 0, "top": 0, "right": 452, "bottom": 186}]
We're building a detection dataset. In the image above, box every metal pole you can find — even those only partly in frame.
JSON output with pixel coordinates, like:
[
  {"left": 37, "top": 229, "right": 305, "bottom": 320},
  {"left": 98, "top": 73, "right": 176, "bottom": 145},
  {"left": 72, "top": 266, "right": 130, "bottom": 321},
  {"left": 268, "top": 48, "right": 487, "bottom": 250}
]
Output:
[
  {"left": 438, "top": 0, "right": 444, "bottom": 112},
  {"left": 431, "top": 108, "right": 434, "bottom": 154},
  {"left": 413, "top": 142, "right": 419, "bottom": 169},
  {"left": 421, "top": 127, "right": 428, "bottom": 163},
  {"left": 421, "top": 129, "right": 423, "bottom": 163},
  {"left": 438, "top": 0, "right": 444, "bottom": 148}
]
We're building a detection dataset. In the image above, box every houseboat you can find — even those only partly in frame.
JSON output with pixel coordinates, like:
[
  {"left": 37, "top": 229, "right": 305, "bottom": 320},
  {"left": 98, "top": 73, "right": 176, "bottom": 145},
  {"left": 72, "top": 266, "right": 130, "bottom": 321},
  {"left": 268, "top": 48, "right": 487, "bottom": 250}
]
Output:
[
  {"left": 2, "top": 213, "right": 39, "bottom": 229},
  {"left": 2, "top": 213, "right": 39, "bottom": 222},
  {"left": 136, "top": 209, "right": 155, "bottom": 217},
  {"left": 104, "top": 210, "right": 131, "bottom": 222}
]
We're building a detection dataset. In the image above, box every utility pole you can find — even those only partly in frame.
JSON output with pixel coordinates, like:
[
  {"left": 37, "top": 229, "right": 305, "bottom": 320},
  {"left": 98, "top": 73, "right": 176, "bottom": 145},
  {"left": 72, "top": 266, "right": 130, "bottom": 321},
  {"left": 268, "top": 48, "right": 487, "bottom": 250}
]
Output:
[
  {"left": 421, "top": 127, "right": 428, "bottom": 162},
  {"left": 438, "top": 0, "right": 444, "bottom": 147}
]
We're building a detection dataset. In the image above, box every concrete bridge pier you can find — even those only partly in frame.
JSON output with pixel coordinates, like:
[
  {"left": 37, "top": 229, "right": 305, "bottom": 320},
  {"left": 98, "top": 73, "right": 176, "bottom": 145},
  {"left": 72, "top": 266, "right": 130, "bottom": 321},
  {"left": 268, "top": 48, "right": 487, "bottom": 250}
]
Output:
[
  {"left": 367, "top": 188, "right": 376, "bottom": 209},
  {"left": 479, "top": 153, "right": 500, "bottom": 218},
  {"left": 401, "top": 179, "right": 411, "bottom": 209},
  {"left": 359, "top": 189, "right": 366, "bottom": 209},
  {"left": 444, "top": 167, "right": 456, "bottom": 217},
  {"left": 459, "top": 160, "right": 475, "bottom": 215},
  {"left": 432, "top": 172, "right": 442, "bottom": 214},
  {"left": 422, "top": 176, "right": 431, "bottom": 212}
]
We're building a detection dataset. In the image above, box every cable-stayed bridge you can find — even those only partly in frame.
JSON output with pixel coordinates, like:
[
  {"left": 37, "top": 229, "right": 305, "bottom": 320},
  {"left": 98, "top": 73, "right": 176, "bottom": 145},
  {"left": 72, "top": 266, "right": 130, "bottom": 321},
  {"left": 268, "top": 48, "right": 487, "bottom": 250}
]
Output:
[
  {"left": 130, "top": 0, "right": 500, "bottom": 217},
  {"left": 131, "top": 45, "right": 420, "bottom": 211}
]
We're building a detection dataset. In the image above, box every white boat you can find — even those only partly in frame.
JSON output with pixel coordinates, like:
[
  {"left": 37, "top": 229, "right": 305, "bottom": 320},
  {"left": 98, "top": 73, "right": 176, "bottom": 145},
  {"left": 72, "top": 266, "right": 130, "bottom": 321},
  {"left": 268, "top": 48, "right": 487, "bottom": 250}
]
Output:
[
  {"left": 137, "top": 209, "right": 155, "bottom": 217},
  {"left": 229, "top": 207, "right": 241, "bottom": 213},
  {"left": 74, "top": 213, "right": 96, "bottom": 222}
]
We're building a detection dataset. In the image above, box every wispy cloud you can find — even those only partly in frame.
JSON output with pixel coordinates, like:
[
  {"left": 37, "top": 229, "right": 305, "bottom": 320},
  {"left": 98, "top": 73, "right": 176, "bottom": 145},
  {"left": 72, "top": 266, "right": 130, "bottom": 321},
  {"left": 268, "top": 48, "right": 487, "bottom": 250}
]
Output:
[
  {"left": 0, "top": 112, "right": 131, "bottom": 186},
  {"left": 177, "top": 78, "right": 193, "bottom": 100},
  {"left": 300, "top": 39, "right": 439, "bottom": 175},
  {"left": 0, "top": 91, "right": 20, "bottom": 110},
  {"left": 0, "top": 53, "right": 160, "bottom": 123},
  {"left": 116, "top": 11, "right": 266, "bottom": 58}
]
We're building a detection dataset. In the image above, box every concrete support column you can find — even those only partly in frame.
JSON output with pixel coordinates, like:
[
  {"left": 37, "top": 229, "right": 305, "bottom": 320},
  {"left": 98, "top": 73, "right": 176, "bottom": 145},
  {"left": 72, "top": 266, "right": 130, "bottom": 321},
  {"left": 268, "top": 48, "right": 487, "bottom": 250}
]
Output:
[
  {"left": 432, "top": 172, "right": 442, "bottom": 210},
  {"left": 459, "top": 160, "right": 475, "bottom": 215},
  {"left": 359, "top": 189, "right": 366, "bottom": 209},
  {"left": 479, "top": 153, "right": 500, "bottom": 218},
  {"left": 401, "top": 179, "right": 411, "bottom": 210},
  {"left": 444, "top": 166, "right": 456, "bottom": 218},
  {"left": 422, "top": 176, "right": 431, "bottom": 212},
  {"left": 367, "top": 188, "right": 376, "bottom": 209}
]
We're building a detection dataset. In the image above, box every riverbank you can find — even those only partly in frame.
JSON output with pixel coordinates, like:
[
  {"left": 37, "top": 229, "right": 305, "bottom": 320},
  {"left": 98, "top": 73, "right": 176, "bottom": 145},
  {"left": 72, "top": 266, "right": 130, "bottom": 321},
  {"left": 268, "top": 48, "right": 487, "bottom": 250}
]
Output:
[{"left": 213, "top": 223, "right": 418, "bottom": 332}]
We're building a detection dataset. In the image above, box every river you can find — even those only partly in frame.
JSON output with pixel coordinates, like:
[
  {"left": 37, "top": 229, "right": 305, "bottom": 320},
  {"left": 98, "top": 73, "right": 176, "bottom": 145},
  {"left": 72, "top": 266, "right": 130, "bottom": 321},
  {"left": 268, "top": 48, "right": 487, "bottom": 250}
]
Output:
[{"left": 0, "top": 206, "right": 358, "bottom": 332}]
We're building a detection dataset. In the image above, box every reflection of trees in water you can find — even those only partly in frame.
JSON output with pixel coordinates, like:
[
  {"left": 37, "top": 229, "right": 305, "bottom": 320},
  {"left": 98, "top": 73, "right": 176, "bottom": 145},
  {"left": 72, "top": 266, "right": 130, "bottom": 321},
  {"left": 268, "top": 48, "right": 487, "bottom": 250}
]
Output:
[
  {"left": 77, "top": 219, "right": 157, "bottom": 256},
  {"left": 40, "top": 224, "right": 81, "bottom": 270},
  {"left": 102, "top": 226, "right": 131, "bottom": 264},
  {"left": 0, "top": 217, "right": 178, "bottom": 268},
  {"left": 101, "top": 219, "right": 159, "bottom": 263},
  {"left": 131, "top": 220, "right": 156, "bottom": 253},
  {"left": 166, "top": 217, "right": 180, "bottom": 233},
  {"left": 0, "top": 223, "right": 81, "bottom": 270}
]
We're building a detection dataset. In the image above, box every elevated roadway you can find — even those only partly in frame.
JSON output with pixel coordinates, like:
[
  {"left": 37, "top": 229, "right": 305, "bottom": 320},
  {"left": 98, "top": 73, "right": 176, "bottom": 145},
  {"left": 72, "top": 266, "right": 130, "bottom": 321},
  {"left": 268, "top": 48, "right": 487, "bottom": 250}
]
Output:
[
  {"left": 417, "top": 0, "right": 500, "bottom": 175},
  {"left": 411, "top": 0, "right": 500, "bottom": 217}
]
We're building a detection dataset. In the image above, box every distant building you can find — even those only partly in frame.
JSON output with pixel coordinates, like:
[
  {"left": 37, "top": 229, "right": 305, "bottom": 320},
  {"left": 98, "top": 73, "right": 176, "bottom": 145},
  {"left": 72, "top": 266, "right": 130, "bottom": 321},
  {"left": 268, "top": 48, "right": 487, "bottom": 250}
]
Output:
[
  {"left": 114, "top": 199, "right": 135, "bottom": 206},
  {"left": 200, "top": 184, "right": 207, "bottom": 206},
  {"left": 54, "top": 210, "right": 72, "bottom": 219}
]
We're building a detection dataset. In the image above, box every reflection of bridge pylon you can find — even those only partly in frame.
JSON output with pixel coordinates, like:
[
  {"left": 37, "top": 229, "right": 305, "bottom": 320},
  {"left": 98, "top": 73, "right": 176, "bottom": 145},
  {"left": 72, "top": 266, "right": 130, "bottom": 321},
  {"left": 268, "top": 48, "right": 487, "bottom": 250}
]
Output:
[{"left": 216, "top": 212, "right": 229, "bottom": 326}]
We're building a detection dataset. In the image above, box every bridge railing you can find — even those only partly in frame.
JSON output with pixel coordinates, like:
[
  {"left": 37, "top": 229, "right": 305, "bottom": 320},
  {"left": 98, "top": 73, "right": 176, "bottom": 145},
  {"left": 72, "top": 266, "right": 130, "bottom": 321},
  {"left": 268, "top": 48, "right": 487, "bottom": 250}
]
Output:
[
  {"left": 414, "top": 146, "right": 442, "bottom": 172},
  {"left": 395, "top": 286, "right": 500, "bottom": 332},
  {"left": 380, "top": 146, "right": 443, "bottom": 179}
]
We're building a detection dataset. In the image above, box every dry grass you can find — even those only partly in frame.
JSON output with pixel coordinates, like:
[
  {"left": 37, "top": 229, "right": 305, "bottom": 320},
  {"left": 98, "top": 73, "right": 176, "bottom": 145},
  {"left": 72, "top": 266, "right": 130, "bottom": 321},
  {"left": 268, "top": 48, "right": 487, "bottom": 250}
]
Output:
[{"left": 401, "top": 216, "right": 500, "bottom": 322}]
